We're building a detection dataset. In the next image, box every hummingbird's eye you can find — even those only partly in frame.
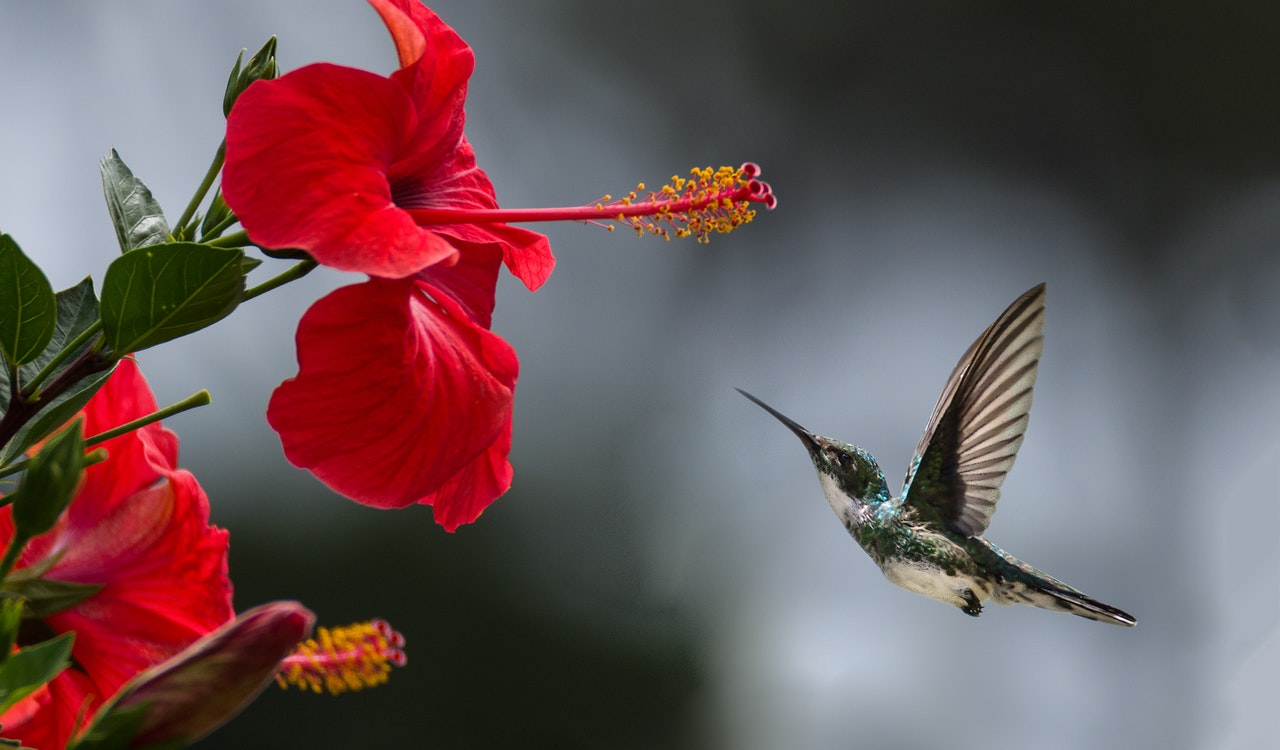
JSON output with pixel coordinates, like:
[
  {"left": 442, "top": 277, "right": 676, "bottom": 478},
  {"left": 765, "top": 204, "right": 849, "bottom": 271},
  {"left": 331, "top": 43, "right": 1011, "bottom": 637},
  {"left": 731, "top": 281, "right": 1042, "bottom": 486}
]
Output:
[{"left": 836, "top": 451, "right": 855, "bottom": 469}]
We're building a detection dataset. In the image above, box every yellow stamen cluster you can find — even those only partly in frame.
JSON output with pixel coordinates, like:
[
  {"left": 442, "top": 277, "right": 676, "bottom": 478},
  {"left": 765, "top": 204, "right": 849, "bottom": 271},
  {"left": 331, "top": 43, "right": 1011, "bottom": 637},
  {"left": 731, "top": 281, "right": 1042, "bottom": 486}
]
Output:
[
  {"left": 595, "top": 163, "right": 775, "bottom": 242},
  {"left": 276, "top": 619, "right": 406, "bottom": 695}
]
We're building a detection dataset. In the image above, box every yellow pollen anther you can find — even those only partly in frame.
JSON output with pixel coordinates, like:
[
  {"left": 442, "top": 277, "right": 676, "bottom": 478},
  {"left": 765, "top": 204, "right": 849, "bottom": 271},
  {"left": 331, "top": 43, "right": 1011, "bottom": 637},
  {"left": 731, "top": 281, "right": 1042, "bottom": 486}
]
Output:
[
  {"left": 276, "top": 619, "right": 406, "bottom": 696},
  {"left": 590, "top": 163, "right": 775, "bottom": 243}
]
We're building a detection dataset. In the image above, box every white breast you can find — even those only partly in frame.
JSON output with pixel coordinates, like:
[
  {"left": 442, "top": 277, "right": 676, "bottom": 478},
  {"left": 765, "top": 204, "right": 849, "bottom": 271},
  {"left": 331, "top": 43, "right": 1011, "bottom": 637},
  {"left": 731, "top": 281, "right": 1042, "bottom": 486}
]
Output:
[{"left": 879, "top": 557, "right": 991, "bottom": 609}]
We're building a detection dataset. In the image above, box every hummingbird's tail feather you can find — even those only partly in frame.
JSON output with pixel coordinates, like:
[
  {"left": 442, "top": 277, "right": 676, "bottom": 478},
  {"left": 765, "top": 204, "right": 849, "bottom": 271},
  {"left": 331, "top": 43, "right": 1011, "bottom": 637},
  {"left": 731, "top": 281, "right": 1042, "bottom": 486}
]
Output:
[
  {"left": 982, "top": 543, "right": 1137, "bottom": 626},
  {"left": 993, "top": 580, "right": 1137, "bottom": 626}
]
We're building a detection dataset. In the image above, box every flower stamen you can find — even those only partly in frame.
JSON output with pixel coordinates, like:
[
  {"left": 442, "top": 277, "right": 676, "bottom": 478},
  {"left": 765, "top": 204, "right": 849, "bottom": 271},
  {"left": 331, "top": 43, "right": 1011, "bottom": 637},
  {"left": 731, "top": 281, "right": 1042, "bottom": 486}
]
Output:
[
  {"left": 405, "top": 163, "right": 775, "bottom": 242},
  {"left": 275, "top": 619, "right": 406, "bottom": 695}
]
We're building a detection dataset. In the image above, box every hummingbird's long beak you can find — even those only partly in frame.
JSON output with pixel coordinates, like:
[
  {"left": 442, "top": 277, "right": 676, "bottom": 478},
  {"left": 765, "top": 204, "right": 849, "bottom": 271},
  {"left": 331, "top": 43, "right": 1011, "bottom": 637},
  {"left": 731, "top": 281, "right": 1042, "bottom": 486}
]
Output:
[{"left": 736, "top": 388, "right": 820, "bottom": 453}]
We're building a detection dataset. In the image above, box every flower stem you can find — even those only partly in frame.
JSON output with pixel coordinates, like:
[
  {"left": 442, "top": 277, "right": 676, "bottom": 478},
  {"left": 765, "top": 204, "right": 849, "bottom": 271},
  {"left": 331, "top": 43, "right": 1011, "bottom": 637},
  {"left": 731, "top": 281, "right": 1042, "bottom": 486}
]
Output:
[
  {"left": 176, "top": 141, "right": 227, "bottom": 236},
  {"left": 0, "top": 392, "right": 207, "bottom": 483},
  {"left": 243, "top": 259, "right": 318, "bottom": 302},
  {"left": 0, "top": 529, "right": 31, "bottom": 582},
  {"left": 201, "top": 211, "right": 240, "bottom": 240},
  {"left": 206, "top": 230, "right": 250, "bottom": 248},
  {"left": 83, "top": 390, "right": 212, "bottom": 450},
  {"left": 21, "top": 321, "right": 103, "bottom": 397}
]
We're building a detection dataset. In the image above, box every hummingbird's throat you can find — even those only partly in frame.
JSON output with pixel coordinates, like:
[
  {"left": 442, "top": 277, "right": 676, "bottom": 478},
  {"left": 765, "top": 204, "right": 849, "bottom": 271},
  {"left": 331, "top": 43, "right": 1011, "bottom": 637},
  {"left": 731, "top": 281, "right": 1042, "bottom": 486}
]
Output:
[{"left": 818, "top": 473, "right": 872, "bottom": 530}]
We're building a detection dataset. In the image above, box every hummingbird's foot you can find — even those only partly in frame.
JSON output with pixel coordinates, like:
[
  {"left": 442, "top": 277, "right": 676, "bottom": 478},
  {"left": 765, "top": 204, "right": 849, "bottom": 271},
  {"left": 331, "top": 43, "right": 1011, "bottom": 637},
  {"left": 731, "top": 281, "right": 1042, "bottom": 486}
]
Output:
[{"left": 960, "top": 589, "right": 983, "bottom": 617}]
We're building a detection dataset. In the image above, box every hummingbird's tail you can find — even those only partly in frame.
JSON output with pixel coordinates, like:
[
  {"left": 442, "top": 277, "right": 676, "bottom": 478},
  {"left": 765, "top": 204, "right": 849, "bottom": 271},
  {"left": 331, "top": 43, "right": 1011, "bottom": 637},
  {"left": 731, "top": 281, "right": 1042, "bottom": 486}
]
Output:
[
  {"left": 993, "top": 579, "right": 1137, "bottom": 626},
  {"left": 985, "top": 545, "right": 1137, "bottom": 626}
]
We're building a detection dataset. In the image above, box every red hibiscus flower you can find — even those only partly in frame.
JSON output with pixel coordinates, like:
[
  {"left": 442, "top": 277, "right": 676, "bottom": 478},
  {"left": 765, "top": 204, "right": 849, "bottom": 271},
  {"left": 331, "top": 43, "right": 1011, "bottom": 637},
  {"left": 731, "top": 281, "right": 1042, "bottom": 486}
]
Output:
[
  {"left": 0, "top": 359, "right": 233, "bottom": 749},
  {"left": 222, "top": 0, "right": 551, "bottom": 530},
  {"left": 222, "top": 0, "right": 773, "bottom": 530}
]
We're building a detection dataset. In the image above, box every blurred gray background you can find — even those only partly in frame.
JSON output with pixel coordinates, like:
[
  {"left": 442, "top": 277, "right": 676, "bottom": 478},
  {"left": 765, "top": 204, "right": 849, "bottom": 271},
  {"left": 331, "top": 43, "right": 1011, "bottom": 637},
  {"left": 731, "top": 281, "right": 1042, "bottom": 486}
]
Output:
[{"left": 2, "top": 2, "right": 1277, "bottom": 748}]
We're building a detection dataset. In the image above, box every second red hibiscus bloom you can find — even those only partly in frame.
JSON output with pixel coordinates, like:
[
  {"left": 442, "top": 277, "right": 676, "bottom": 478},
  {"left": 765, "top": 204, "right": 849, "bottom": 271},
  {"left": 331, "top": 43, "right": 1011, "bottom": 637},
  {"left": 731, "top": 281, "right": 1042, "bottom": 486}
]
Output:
[{"left": 0, "top": 360, "right": 232, "bottom": 749}]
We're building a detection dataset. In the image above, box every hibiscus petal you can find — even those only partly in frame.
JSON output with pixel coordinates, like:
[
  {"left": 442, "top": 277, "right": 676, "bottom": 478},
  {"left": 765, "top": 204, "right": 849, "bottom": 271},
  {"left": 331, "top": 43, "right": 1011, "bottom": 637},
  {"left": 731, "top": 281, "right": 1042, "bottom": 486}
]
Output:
[
  {"left": 0, "top": 671, "right": 97, "bottom": 750},
  {"left": 267, "top": 278, "right": 519, "bottom": 526},
  {"left": 491, "top": 222, "right": 556, "bottom": 292},
  {"left": 224, "top": 64, "right": 460, "bottom": 279},
  {"left": 417, "top": 240, "right": 501, "bottom": 328},
  {"left": 368, "top": 0, "right": 427, "bottom": 70},
  {"left": 372, "top": 0, "right": 475, "bottom": 127},
  {"left": 424, "top": 416, "right": 513, "bottom": 532}
]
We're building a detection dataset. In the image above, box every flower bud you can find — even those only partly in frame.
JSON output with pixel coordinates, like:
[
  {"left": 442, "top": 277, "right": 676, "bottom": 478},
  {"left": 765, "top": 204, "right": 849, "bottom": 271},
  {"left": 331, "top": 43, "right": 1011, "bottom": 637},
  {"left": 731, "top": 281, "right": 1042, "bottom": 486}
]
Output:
[
  {"left": 74, "top": 601, "right": 314, "bottom": 749},
  {"left": 11, "top": 421, "right": 85, "bottom": 537},
  {"left": 223, "top": 36, "right": 278, "bottom": 117}
]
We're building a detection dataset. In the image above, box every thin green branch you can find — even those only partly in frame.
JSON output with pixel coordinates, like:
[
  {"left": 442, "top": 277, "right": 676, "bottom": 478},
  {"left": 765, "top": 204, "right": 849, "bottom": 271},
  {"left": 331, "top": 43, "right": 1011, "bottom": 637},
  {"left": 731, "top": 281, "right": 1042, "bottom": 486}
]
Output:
[
  {"left": 20, "top": 322, "right": 103, "bottom": 397},
  {"left": 175, "top": 141, "right": 227, "bottom": 235},
  {"left": 0, "top": 391, "right": 204, "bottom": 483},
  {"left": 206, "top": 230, "right": 250, "bottom": 248},
  {"left": 0, "top": 529, "right": 31, "bottom": 582},
  {"left": 243, "top": 259, "right": 318, "bottom": 302},
  {"left": 83, "top": 390, "right": 211, "bottom": 449}
]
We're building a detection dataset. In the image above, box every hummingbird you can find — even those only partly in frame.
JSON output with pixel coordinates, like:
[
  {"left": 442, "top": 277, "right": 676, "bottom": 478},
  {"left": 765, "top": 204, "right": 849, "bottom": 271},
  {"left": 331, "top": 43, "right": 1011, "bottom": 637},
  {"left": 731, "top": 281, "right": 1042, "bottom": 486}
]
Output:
[{"left": 739, "top": 283, "right": 1135, "bottom": 626}]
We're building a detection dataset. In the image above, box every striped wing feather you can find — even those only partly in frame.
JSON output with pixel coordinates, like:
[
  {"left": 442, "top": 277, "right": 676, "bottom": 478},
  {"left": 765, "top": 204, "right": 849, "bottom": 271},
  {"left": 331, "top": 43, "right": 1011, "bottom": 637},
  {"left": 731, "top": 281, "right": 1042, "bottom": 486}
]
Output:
[{"left": 901, "top": 283, "right": 1047, "bottom": 537}]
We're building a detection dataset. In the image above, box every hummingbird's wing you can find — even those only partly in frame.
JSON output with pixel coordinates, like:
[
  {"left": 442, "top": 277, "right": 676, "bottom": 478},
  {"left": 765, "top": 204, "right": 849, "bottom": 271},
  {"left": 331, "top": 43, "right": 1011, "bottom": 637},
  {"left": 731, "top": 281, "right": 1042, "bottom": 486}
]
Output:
[{"left": 900, "top": 283, "right": 1046, "bottom": 538}]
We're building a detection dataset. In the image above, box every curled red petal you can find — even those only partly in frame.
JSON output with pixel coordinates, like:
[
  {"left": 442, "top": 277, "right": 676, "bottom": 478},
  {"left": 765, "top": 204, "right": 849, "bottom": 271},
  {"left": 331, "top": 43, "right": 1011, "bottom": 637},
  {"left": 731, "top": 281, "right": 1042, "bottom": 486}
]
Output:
[
  {"left": 267, "top": 278, "right": 518, "bottom": 527},
  {"left": 490, "top": 221, "right": 556, "bottom": 293},
  {"left": 224, "top": 64, "right": 460, "bottom": 278},
  {"left": 371, "top": 0, "right": 474, "bottom": 113},
  {"left": 425, "top": 415, "right": 513, "bottom": 532},
  {"left": 368, "top": 0, "right": 429, "bottom": 70}
]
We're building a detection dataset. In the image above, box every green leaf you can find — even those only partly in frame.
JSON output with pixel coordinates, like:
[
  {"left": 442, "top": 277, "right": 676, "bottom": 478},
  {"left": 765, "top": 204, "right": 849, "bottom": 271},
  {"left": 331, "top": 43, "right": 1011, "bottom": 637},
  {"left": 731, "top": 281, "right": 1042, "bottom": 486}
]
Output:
[
  {"left": 0, "top": 279, "right": 115, "bottom": 466},
  {"left": 12, "top": 421, "right": 85, "bottom": 536},
  {"left": 0, "top": 235, "right": 57, "bottom": 367},
  {"left": 101, "top": 149, "right": 170, "bottom": 253},
  {"left": 0, "top": 597, "right": 23, "bottom": 669},
  {"left": 0, "top": 631, "right": 73, "bottom": 715},
  {"left": 101, "top": 243, "right": 245, "bottom": 353},
  {"left": 1, "top": 576, "right": 104, "bottom": 619},
  {"left": 0, "top": 367, "right": 113, "bottom": 469}
]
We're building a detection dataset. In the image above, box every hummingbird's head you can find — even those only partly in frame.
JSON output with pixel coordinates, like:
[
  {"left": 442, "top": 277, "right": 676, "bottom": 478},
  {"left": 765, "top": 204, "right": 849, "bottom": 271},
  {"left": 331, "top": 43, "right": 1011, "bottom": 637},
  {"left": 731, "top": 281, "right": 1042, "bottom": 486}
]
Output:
[{"left": 737, "top": 389, "right": 891, "bottom": 522}]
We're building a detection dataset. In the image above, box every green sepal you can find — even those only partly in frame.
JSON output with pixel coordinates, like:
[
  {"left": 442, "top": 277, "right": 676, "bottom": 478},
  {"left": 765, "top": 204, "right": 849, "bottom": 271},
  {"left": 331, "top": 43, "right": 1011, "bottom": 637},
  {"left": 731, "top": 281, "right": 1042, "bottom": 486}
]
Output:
[
  {"left": 223, "top": 36, "right": 278, "bottom": 117},
  {"left": 0, "top": 235, "right": 57, "bottom": 367},
  {"left": 198, "top": 193, "right": 233, "bottom": 240},
  {"left": 101, "top": 243, "right": 245, "bottom": 353},
  {"left": 11, "top": 421, "right": 85, "bottom": 537},
  {"left": 259, "top": 246, "right": 313, "bottom": 261},
  {"left": 0, "top": 279, "right": 115, "bottom": 466},
  {"left": 101, "top": 150, "right": 171, "bottom": 254},
  {"left": 68, "top": 704, "right": 181, "bottom": 750},
  {"left": 0, "top": 631, "right": 73, "bottom": 715},
  {"left": 240, "top": 256, "right": 262, "bottom": 276},
  {"left": 67, "top": 705, "right": 146, "bottom": 750},
  {"left": 2, "top": 574, "right": 104, "bottom": 620},
  {"left": 0, "top": 597, "right": 24, "bottom": 668}
]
